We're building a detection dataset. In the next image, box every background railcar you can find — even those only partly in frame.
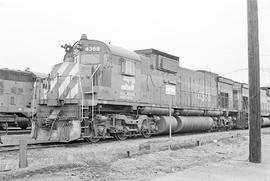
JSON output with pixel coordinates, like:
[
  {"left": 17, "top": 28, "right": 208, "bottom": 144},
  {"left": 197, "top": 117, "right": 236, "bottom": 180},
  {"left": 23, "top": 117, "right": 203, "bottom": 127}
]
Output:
[
  {"left": 0, "top": 68, "right": 45, "bottom": 129},
  {"left": 259, "top": 87, "right": 270, "bottom": 126}
]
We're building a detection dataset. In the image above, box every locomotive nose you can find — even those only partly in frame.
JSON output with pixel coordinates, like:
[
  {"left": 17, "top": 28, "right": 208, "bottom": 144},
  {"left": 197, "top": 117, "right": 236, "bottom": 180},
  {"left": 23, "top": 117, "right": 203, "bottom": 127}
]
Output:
[
  {"left": 46, "top": 61, "right": 101, "bottom": 106},
  {"left": 47, "top": 62, "right": 80, "bottom": 105}
]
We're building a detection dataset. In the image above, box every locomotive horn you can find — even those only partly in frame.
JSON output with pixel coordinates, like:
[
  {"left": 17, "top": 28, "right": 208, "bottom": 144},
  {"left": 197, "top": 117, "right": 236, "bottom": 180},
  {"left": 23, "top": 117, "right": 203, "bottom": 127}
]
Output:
[{"left": 80, "top": 34, "right": 88, "bottom": 40}]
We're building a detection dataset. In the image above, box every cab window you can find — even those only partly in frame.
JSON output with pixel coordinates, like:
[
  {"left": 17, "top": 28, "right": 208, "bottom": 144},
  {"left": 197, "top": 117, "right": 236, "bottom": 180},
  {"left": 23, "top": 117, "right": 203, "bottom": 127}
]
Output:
[
  {"left": 80, "top": 54, "right": 100, "bottom": 64},
  {"left": 121, "top": 59, "right": 135, "bottom": 76}
]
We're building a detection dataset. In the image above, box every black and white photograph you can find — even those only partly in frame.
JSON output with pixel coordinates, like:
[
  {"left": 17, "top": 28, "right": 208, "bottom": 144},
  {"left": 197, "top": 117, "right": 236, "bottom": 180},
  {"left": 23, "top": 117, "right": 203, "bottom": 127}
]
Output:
[{"left": 0, "top": 0, "right": 270, "bottom": 180}]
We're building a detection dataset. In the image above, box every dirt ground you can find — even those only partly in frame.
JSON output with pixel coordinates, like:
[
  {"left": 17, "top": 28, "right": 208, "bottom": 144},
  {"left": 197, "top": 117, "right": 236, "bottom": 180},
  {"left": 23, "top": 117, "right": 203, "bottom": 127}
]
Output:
[{"left": 0, "top": 129, "right": 263, "bottom": 181}]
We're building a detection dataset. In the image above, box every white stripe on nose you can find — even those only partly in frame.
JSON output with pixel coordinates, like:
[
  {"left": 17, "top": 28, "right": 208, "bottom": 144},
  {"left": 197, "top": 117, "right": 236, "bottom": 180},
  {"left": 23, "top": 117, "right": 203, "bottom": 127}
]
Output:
[
  {"left": 58, "top": 77, "right": 71, "bottom": 97},
  {"left": 49, "top": 62, "right": 70, "bottom": 92},
  {"left": 58, "top": 63, "right": 79, "bottom": 97},
  {"left": 70, "top": 83, "right": 79, "bottom": 98},
  {"left": 49, "top": 78, "right": 57, "bottom": 92},
  {"left": 57, "top": 62, "right": 69, "bottom": 76}
]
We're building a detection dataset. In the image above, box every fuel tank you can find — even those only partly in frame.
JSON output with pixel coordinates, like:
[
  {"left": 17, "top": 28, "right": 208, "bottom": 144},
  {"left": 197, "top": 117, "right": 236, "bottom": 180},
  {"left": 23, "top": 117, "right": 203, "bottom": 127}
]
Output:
[
  {"left": 156, "top": 116, "right": 178, "bottom": 134},
  {"left": 174, "top": 116, "right": 214, "bottom": 133}
]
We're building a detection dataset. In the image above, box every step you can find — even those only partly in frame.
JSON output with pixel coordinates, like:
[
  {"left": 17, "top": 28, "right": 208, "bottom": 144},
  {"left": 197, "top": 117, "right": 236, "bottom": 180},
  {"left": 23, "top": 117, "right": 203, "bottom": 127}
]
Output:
[{"left": 81, "top": 126, "right": 89, "bottom": 129}]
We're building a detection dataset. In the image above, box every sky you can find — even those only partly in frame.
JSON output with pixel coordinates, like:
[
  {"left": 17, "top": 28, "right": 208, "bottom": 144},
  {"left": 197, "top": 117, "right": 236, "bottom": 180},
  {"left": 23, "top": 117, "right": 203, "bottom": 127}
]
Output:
[{"left": 0, "top": 0, "right": 269, "bottom": 85}]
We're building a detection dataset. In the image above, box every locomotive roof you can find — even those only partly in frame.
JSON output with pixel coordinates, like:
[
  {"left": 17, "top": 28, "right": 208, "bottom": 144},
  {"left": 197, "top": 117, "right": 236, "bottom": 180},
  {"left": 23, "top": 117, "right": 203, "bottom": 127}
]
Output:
[
  {"left": 218, "top": 76, "right": 234, "bottom": 85},
  {"left": 135, "top": 49, "right": 179, "bottom": 61},
  {"left": 0, "top": 68, "right": 47, "bottom": 81},
  {"left": 0, "top": 68, "right": 36, "bottom": 82},
  {"left": 77, "top": 35, "right": 176, "bottom": 62},
  {"left": 242, "top": 83, "right": 248, "bottom": 89},
  {"left": 0, "top": 68, "right": 35, "bottom": 75},
  {"left": 197, "top": 70, "right": 218, "bottom": 76},
  {"left": 73, "top": 35, "right": 142, "bottom": 61},
  {"left": 261, "top": 87, "right": 270, "bottom": 90},
  {"left": 32, "top": 72, "right": 47, "bottom": 79},
  {"left": 106, "top": 43, "right": 141, "bottom": 61}
]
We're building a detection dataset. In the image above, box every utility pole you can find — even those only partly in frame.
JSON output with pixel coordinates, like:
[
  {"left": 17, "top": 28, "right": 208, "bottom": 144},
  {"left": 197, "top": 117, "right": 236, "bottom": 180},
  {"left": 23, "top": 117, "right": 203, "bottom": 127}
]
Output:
[{"left": 247, "top": 0, "right": 261, "bottom": 163}]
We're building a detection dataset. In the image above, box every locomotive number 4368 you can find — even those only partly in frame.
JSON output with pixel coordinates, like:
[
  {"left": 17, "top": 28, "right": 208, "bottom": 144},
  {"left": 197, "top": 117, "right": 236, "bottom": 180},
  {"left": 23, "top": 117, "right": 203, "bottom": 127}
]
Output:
[{"left": 84, "top": 46, "right": 100, "bottom": 52}]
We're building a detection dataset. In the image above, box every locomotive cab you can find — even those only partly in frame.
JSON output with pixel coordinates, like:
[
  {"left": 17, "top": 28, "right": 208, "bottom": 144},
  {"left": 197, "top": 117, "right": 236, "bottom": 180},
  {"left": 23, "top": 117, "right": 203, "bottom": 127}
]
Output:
[{"left": 45, "top": 34, "right": 112, "bottom": 106}]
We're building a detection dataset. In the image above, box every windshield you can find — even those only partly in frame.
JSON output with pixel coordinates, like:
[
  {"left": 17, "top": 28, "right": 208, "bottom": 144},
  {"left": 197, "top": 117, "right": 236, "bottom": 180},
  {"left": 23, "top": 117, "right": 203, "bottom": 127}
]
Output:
[{"left": 80, "top": 54, "right": 100, "bottom": 64}]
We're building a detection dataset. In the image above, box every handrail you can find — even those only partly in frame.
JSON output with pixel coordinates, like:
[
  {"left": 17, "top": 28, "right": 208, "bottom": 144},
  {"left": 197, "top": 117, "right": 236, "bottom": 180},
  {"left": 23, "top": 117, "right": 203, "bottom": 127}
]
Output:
[
  {"left": 31, "top": 81, "right": 38, "bottom": 119},
  {"left": 90, "top": 64, "right": 102, "bottom": 122},
  {"left": 78, "top": 64, "right": 101, "bottom": 122},
  {"left": 78, "top": 75, "right": 84, "bottom": 121}
]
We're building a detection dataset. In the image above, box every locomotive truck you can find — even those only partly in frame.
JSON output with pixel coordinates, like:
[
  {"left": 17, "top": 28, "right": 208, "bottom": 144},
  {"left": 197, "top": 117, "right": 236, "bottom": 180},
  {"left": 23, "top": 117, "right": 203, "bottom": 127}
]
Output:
[{"left": 31, "top": 34, "right": 270, "bottom": 142}]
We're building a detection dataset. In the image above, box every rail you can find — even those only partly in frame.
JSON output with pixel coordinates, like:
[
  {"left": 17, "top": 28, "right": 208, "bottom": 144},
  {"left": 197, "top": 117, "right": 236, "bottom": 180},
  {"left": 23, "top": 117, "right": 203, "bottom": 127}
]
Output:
[{"left": 0, "top": 128, "right": 254, "bottom": 153}]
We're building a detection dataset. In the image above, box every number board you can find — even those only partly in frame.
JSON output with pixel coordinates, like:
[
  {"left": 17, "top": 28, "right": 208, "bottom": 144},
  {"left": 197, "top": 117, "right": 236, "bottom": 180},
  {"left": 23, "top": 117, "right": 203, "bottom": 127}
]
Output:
[
  {"left": 165, "top": 84, "right": 176, "bottom": 95},
  {"left": 84, "top": 46, "right": 100, "bottom": 52}
]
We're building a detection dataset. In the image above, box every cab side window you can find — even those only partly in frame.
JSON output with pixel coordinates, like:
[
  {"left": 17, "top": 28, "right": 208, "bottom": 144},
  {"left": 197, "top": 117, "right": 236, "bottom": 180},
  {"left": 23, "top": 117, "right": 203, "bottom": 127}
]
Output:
[
  {"left": 10, "top": 96, "right": 15, "bottom": 105},
  {"left": 121, "top": 59, "right": 135, "bottom": 76}
]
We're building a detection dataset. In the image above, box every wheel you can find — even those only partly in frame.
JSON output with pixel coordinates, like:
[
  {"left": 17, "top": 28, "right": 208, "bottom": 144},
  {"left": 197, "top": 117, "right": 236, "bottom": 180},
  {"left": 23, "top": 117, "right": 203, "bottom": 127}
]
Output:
[
  {"left": 141, "top": 119, "right": 152, "bottom": 138},
  {"left": 84, "top": 137, "right": 101, "bottom": 143},
  {"left": 83, "top": 124, "right": 101, "bottom": 143},
  {"left": 141, "top": 129, "right": 151, "bottom": 138},
  {"left": 0, "top": 123, "right": 8, "bottom": 130},
  {"left": 114, "top": 132, "right": 128, "bottom": 141}
]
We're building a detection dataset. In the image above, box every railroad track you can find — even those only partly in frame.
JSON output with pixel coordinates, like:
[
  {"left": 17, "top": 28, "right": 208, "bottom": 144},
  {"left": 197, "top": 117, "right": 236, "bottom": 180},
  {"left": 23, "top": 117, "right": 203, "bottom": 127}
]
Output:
[
  {"left": 0, "top": 129, "right": 244, "bottom": 153},
  {"left": 0, "top": 130, "right": 31, "bottom": 136},
  {"left": 1, "top": 127, "right": 269, "bottom": 153},
  {"left": 0, "top": 128, "right": 31, "bottom": 136}
]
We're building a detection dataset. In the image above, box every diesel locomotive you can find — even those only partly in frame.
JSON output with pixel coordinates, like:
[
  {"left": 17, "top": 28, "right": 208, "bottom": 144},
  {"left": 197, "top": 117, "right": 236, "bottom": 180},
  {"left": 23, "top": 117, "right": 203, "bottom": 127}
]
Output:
[
  {"left": 0, "top": 68, "right": 46, "bottom": 130},
  {"left": 31, "top": 34, "right": 270, "bottom": 142}
]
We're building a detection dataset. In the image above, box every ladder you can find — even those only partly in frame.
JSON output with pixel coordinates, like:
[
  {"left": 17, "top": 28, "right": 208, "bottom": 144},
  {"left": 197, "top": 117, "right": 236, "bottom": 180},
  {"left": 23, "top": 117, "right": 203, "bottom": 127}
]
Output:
[
  {"left": 81, "top": 106, "right": 89, "bottom": 131},
  {"left": 79, "top": 64, "right": 101, "bottom": 136},
  {"left": 78, "top": 74, "right": 89, "bottom": 133}
]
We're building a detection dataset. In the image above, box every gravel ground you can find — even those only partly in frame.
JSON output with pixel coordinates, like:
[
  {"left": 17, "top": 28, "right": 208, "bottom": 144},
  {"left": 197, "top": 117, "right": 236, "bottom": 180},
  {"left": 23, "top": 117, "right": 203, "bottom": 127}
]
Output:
[
  {"left": 0, "top": 128, "right": 268, "bottom": 181},
  {"left": 0, "top": 134, "right": 51, "bottom": 146}
]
